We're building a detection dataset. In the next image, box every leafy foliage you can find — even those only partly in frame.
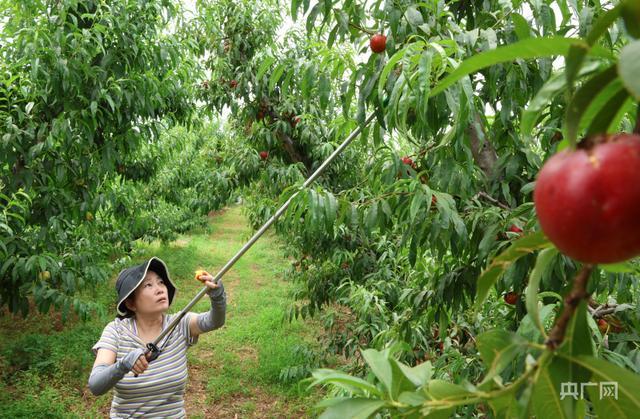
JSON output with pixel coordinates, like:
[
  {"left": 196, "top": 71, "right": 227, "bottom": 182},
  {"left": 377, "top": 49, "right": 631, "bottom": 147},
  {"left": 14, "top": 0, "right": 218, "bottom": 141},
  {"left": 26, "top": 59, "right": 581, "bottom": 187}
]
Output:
[
  {"left": 197, "top": 0, "right": 640, "bottom": 416},
  {"left": 0, "top": 0, "right": 257, "bottom": 317}
]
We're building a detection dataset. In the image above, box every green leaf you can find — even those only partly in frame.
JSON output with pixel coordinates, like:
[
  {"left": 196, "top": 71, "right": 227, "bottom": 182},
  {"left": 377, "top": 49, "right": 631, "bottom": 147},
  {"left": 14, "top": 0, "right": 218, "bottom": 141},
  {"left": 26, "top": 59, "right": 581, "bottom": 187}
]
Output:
[
  {"left": 301, "top": 64, "right": 316, "bottom": 99},
  {"left": 308, "top": 369, "right": 384, "bottom": 397},
  {"left": 421, "top": 407, "right": 456, "bottom": 419},
  {"left": 327, "top": 24, "right": 338, "bottom": 48},
  {"left": 571, "top": 355, "right": 640, "bottom": 418},
  {"left": 417, "top": 50, "right": 433, "bottom": 118},
  {"left": 559, "top": 301, "right": 594, "bottom": 386},
  {"left": 104, "top": 93, "right": 115, "bottom": 112},
  {"left": 618, "top": 40, "right": 640, "bottom": 100},
  {"left": 430, "top": 37, "right": 588, "bottom": 97},
  {"left": 475, "top": 231, "right": 552, "bottom": 307},
  {"left": 577, "top": 77, "right": 626, "bottom": 135},
  {"left": 532, "top": 357, "right": 572, "bottom": 419},
  {"left": 488, "top": 394, "right": 525, "bottom": 419},
  {"left": 565, "top": 5, "right": 622, "bottom": 91},
  {"left": 405, "top": 6, "right": 424, "bottom": 26},
  {"left": 398, "top": 390, "right": 427, "bottom": 406},
  {"left": 622, "top": 0, "right": 640, "bottom": 38},
  {"left": 362, "top": 57, "right": 383, "bottom": 102},
  {"left": 576, "top": 399, "right": 587, "bottom": 419},
  {"left": 257, "top": 56, "right": 276, "bottom": 81},
  {"left": 565, "top": 65, "right": 618, "bottom": 146},
  {"left": 317, "top": 398, "right": 387, "bottom": 419},
  {"left": 390, "top": 359, "right": 419, "bottom": 399},
  {"left": 526, "top": 247, "right": 558, "bottom": 338},
  {"left": 291, "top": 0, "right": 300, "bottom": 21},
  {"left": 268, "top": 64, "right": 285, "bottom": 93},
  {"left": 556, "top": 0, "right": 572, "bottom": 25},
  {"left": 561, "top": 301, "right": 594, "bottom": 359},
  {"left": 477, "top": 330, "right": 528, "bottom": 384},
  {"left": 586, "top": 5, "right": 623, "bottom": 46},
  {"left": 601, "top": 261, "right": 636, "bottom": 273},
  {"left": 319, "top": 74, "right": 330, "bottom": 110},
  {"left": 408, "top": 233, "right": 418, "bottom": 267},
  {"left": 517, "top": 304, "right": 557, "bottom": 343},
  {"left": 410, "top": 188, "right": 424, "bottom": 222},
  {"left": 565, "top": 45, "right": 589, "bottom": 94},
  {"left": 586, "top": 85, "right": 629, "bottom": 136},
  {"left": 380, "top": 199, "right": 392, "bottom": 221},
  {"left": 425, "top": 380, "right": 472, "bottom": 400},
  {"left": 335, "top": 10, "right": 349, "bottom": 33},
  {"left": 521, "top": 74, "right": 565, "bottom": 138},
  {"left": 396, "top": 360, "right": 433, "bottom": 387},
  {"left": 306, "top": 3, "right": 321, "bottom": 34},
  {"left": 365, "top": 201, "right": 378, "bottom": 231},
  {"left": 281, "top": 70, "right": 293, "bottom": 97},
  {"left": 378, "top": 47, "right": 408, "bottom": 102},
  {"left": 512, "top": 13, "right": 530, "bottom": 40},
  {"left": 325, "top": 192, "right": 338, "bottom": 230},
  {"left": 361, "top": 348, "right": 393, "bottom": 395}
]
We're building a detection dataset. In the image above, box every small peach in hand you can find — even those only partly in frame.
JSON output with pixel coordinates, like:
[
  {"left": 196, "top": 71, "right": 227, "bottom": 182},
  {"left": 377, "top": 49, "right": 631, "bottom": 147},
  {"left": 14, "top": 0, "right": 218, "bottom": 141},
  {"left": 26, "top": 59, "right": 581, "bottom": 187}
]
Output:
[{"left": 194, "top": 270, "right": 208, "bottom": 281}]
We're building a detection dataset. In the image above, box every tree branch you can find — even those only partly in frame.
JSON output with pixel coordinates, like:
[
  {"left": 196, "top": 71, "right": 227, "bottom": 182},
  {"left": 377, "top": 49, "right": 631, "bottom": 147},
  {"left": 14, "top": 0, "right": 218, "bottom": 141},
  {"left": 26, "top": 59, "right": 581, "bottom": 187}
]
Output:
[
  {"left": 545, "top": 265, "right": 593, "bottom": 350},
  {"left": 587, "top": 304, "right": 619, "bottom": 318},
  {"left": 348, "top": 22, "right": 375, "bottom": 35},
  {"left": 467, "top": 113, "right": 498, "bottom": 178},
  {"left": 264, "top": 107, "right": 313, "bottom": 174},
  {"left": 476, "top": 191, "right": 511, "bottom": 210},
  {"left": 275, "top": 130, "right": 312, "bottom": 175}
]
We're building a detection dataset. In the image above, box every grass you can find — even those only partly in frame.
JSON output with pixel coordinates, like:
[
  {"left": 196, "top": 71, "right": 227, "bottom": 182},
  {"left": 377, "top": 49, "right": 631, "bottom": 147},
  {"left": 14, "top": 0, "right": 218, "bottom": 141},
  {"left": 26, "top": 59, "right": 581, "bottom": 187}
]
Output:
[{"left": 0, "top": 204, "right": 328, "bottom": 418}]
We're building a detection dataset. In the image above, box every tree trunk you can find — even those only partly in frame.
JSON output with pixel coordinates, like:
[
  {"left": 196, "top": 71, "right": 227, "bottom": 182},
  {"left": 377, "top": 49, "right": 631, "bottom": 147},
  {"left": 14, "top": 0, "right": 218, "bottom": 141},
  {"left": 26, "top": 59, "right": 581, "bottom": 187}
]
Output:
[
  {"left": 275, "top": 130, "right": 313, "bottom": 175},
  {"left": 467, "top": 113, "right": 498, "bottom": 178}
]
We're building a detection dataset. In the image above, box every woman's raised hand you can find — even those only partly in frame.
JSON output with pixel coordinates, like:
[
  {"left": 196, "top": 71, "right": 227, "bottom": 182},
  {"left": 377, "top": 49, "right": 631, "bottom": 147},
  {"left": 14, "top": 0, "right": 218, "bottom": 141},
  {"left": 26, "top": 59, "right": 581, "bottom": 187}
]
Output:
[{"left": 195, "top": 270, "right": 221, "bottom": 291}]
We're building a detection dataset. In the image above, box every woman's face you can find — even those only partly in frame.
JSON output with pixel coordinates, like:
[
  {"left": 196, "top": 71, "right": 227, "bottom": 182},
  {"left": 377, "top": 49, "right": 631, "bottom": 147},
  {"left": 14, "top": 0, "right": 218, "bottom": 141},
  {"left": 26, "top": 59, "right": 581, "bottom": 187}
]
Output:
[{"left": 126, "top": 270, "right": 169, "bottom": 316}]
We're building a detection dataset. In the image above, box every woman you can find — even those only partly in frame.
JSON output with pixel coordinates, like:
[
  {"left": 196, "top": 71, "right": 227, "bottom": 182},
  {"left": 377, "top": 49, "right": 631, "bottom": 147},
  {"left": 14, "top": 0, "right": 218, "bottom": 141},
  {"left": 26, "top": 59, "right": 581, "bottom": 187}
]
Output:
[{"left": 88, "top": 256, "right": 226, "bottom": 418}]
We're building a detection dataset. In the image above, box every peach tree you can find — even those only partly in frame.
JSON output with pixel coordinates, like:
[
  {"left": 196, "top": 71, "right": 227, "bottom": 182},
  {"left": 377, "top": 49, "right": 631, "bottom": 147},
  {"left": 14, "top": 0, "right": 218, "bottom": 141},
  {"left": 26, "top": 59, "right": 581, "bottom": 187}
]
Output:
[
  {"left": 277, "top": 0, "right": 640, "bottom": 417},
  {"left": 0, "top": 0, "right": 199, "bottom": 317}
]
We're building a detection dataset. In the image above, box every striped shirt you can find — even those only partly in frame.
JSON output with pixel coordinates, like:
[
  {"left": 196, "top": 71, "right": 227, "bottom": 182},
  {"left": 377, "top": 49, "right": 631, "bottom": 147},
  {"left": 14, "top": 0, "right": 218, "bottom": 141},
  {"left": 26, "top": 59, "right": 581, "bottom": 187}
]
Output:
[{"left": 92, "top": 313, "right": 198, "bottom": 418}]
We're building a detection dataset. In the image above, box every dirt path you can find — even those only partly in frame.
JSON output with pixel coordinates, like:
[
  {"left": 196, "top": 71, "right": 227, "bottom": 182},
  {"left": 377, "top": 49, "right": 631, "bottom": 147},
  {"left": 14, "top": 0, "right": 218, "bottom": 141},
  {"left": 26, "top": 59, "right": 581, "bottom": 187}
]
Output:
[{"left": 151, "top": 205, "right": 324, "bottom": 418}]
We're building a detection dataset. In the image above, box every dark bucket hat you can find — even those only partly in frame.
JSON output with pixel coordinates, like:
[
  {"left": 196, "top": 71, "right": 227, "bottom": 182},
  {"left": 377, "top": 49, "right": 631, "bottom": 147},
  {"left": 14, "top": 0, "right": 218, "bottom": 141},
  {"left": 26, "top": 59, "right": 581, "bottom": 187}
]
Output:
[{"left": 115, "top": 257, "right": 176, "bottom": 316}]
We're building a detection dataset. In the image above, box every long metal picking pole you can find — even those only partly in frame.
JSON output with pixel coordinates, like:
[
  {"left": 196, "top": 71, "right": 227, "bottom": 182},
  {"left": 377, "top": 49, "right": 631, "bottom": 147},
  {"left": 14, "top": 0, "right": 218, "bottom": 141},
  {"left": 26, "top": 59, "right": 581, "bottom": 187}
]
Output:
[{"left": 150, "top": 112, "right": 376, "bottom": 348}]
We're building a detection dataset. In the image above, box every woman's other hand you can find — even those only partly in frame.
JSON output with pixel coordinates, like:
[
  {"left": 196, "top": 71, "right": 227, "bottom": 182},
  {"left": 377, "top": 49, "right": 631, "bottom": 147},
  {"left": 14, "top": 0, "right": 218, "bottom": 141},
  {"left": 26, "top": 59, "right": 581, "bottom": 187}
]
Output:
[{"left": 121, "top": 348, "right": 149, "bottom": 376}]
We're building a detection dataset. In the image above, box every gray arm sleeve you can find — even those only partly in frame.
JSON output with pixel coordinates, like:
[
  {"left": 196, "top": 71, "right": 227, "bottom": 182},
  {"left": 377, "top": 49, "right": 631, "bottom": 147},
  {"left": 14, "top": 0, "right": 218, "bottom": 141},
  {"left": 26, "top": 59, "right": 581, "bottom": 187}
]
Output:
[
  {"left": 88, "top": 348, "right": 144, "bottom": 396},
  {"left": 196, "top": 280, "right": 227, "bottom": 333}
]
